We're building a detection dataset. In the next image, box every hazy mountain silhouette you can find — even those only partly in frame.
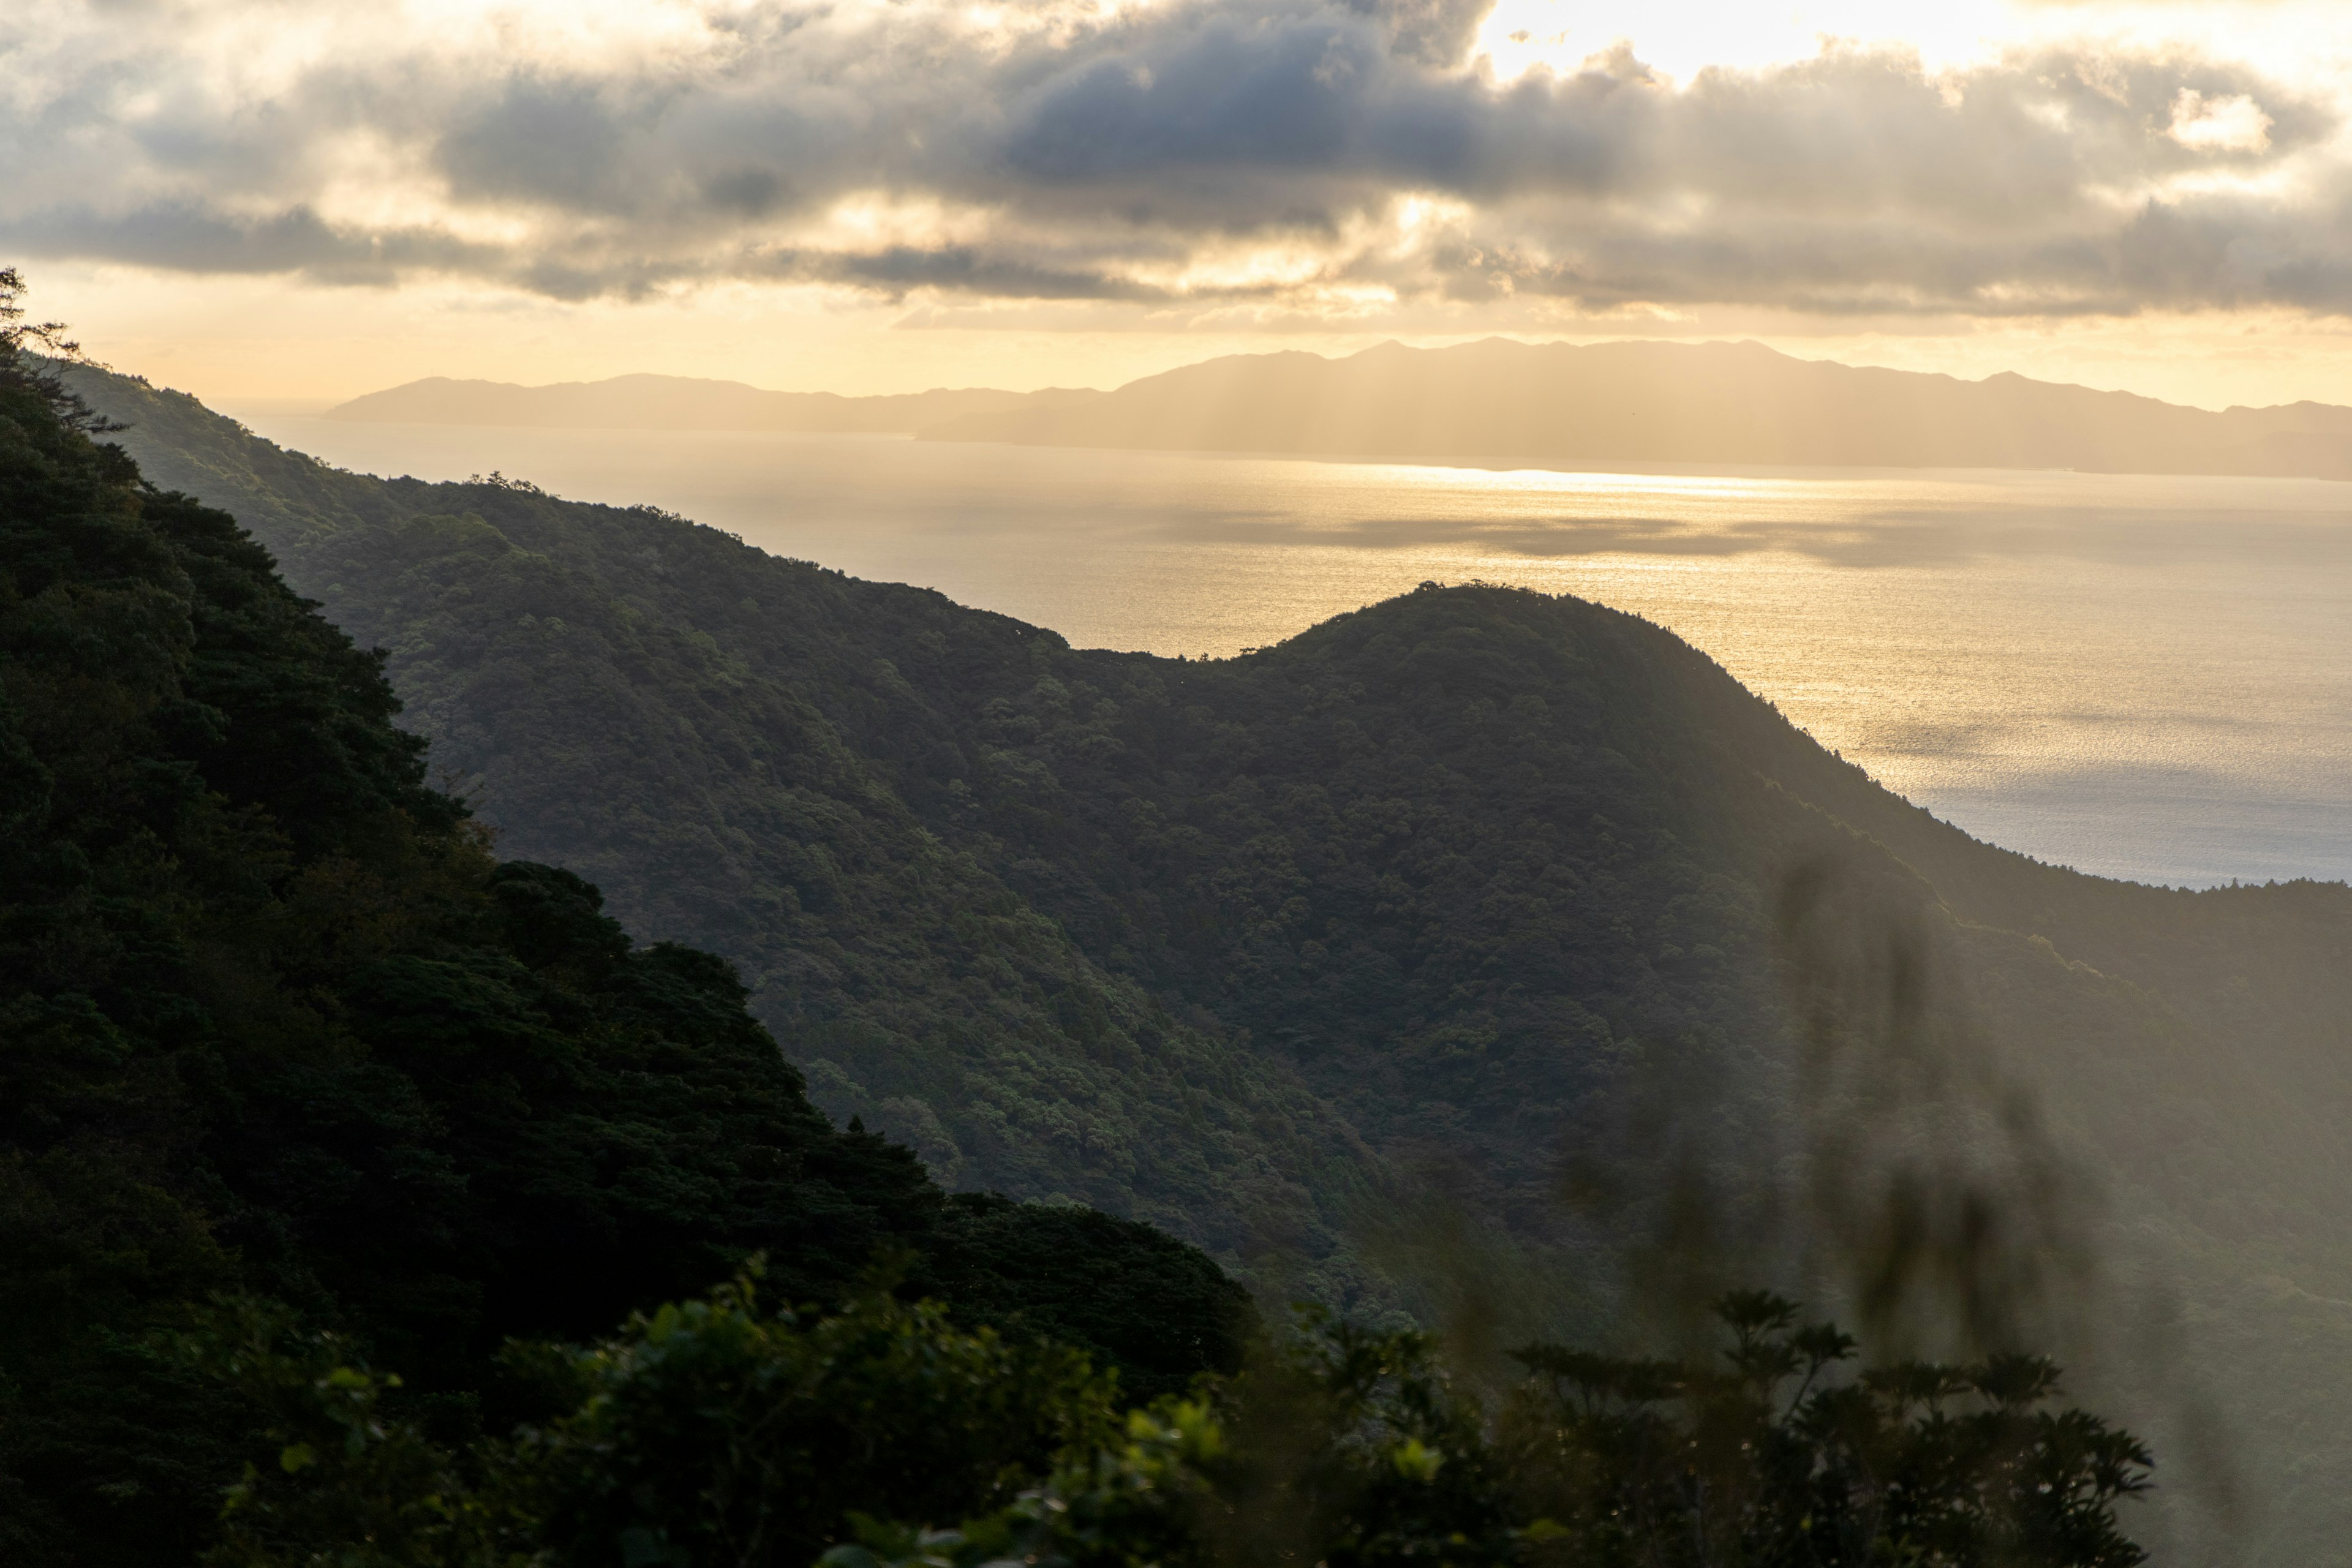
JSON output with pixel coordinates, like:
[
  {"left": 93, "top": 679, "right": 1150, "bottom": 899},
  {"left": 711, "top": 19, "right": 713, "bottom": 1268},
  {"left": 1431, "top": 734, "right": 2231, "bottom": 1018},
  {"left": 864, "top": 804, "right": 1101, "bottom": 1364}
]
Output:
[
  {"left": 329, "top": 345, "right": 2352, "bottom": 483},
  {"left": 326, "top": 372, "right": 1097, "bottom": 431},
  {"left": 919, "top": 338, "right": 2352, "bottom": 480}
]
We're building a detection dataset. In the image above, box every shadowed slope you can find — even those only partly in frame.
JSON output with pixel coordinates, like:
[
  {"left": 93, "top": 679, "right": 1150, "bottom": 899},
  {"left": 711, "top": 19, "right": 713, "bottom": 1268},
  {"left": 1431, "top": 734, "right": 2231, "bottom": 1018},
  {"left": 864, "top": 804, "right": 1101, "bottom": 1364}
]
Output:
[
  {"left": 74, "top": 366, "right": 1385, "bottom": 1293},
  {"left": 0, "top": 361, "right": 1250, "bottom": 1566}
]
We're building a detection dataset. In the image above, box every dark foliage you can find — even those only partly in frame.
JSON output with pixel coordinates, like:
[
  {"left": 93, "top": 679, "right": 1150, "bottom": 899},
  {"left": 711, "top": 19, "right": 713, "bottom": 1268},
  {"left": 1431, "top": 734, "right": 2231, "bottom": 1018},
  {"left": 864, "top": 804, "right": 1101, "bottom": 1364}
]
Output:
[
  {"left": 193, "top": 1280, "right": 2149, "bottom": 1568},
  {"left": 1502, "top": 1292, "right": 2151, "bottom": 1567},
  {"left": 926, "top": 1193, "right": 1256, "bottom": 1403},
  {"left": 0, "top": 325, "right": 1246, "bottom": 1564}
]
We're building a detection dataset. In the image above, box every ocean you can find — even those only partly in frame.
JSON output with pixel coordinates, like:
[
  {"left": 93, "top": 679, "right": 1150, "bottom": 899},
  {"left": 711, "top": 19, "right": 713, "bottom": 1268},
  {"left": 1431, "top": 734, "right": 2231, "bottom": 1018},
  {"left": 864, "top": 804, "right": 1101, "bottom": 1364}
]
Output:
[{"left": 231, "top": 413, "right": 2352, "bottom": 890}]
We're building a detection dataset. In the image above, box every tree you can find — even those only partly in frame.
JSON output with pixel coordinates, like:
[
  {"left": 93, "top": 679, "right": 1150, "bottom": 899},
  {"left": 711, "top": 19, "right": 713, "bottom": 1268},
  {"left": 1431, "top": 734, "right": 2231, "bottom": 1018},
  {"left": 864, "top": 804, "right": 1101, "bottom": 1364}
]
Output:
[
  {"left": 1498, "top": 1291, "right": 2153, "bottom": 1568},
  {"left": 197, "top": 1281, "right": 2150, "bottom": 1568},
  {"left": 0, "top": 266, "right": 119, "bottom": 432}
]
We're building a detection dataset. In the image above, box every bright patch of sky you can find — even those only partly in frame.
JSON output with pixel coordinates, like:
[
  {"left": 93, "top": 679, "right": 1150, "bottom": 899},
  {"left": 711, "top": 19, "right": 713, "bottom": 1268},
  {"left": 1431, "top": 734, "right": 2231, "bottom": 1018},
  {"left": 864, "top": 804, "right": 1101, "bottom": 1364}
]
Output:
[{"left": 1477, "top": 2, "right": 2352, "bottom": 88}]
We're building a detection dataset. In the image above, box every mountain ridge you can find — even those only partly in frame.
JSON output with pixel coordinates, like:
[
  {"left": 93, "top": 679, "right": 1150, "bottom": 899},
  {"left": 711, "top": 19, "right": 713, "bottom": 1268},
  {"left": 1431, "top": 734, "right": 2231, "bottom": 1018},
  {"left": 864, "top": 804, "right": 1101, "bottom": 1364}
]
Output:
[
  {"left": 326, "top": 339, "right": 2352, "bottom": 480},
  {"left": 326, "top": 372, "right": 1099, "bottom": 431},
  {"left": 916, "top": 336, "right": 2352, "bottom": 480}
]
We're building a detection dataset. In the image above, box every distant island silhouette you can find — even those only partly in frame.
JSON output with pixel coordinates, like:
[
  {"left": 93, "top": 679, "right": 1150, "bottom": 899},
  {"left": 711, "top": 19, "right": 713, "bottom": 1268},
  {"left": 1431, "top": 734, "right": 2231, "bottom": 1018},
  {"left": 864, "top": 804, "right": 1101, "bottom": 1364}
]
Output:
[
  {"left": 331, "top": 339, "right": 2352, "bottom": 481},
  {"left": 325, "top": 371, "right": 1098, "bottom": 432}
]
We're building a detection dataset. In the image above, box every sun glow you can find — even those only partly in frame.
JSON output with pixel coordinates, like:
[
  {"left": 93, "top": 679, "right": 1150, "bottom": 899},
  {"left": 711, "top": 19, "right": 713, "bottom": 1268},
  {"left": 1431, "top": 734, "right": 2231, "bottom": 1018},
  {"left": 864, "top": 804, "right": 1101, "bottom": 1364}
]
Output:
[{"left": 1469, "top": 0, "right": 2352, "bottom": 92}]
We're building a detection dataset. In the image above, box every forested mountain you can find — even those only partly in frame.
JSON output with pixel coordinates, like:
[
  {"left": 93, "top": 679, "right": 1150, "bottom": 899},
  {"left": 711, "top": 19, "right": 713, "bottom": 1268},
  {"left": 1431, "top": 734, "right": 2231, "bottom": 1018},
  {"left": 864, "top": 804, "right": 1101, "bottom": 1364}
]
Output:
[
  {"left": 70, "top": 364, "right": 2352, "bottom": 1564},
  {"left": 326, "top": 373, "right": 1095, "bottom": 432},
  {"left": 0, "top": 342, "right": 1248, "bottom": 1564},
  {"left": 920, "top": 337, "right": 2352, "bottom": 480}
]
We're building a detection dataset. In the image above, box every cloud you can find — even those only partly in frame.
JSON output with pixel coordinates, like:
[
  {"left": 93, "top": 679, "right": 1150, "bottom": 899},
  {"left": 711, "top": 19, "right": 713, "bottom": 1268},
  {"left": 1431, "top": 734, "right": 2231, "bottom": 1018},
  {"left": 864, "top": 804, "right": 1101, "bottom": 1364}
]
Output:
[
  {"left": 1, "top": 0, "right": 2348, "bottom": 319},
  {"left": 2168, "top": 88, "right": 2272, "bottom": 152}
]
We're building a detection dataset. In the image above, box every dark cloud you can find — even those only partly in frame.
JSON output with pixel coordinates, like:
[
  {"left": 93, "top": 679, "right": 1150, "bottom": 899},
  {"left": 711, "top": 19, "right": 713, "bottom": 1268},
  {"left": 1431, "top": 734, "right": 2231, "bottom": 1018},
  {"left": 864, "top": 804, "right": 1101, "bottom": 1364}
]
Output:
[
  {"left": 702, "top": 167, "right": 793, "bottom": 217},
  {"left": 2, "top": 0, "right": 2346, "bottom": 317},
  {"left": 437, "top": 77, "right": 638, "bottom": 211},
  {"left": 791, "top": 245, "right": 1188, "bottom": 301},
  {"left": 0, "top": 200, "right": 500, "bottom": 285}
]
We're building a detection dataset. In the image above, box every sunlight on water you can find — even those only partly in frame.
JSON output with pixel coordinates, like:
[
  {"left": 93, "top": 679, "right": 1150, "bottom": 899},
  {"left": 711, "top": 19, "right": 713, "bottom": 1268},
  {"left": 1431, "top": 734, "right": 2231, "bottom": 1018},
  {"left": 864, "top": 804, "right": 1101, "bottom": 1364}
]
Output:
[{"left": 235, "top": 415, "right": 2352, "bottom": 889}]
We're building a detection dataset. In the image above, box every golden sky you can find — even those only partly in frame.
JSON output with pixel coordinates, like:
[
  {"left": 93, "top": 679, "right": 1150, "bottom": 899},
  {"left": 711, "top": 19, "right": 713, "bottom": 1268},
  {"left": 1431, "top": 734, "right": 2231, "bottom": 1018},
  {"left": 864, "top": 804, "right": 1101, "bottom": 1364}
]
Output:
[{"left": 17, "top": 0, "right": 2352, "bottom": 409}]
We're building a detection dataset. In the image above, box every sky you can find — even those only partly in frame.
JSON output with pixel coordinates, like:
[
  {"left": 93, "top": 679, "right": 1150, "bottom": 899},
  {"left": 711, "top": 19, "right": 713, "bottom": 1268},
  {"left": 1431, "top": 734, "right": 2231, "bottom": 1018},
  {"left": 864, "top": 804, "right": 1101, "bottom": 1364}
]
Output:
[{"left": 16, "top": 0, "right": 2352, "bottom": 407}]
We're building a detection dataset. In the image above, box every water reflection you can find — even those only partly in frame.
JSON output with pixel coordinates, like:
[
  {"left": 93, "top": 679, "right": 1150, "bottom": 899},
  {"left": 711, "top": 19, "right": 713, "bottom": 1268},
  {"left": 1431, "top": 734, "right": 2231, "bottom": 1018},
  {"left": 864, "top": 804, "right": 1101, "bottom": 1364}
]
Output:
[
  {"left": 227, "top": 416, "right": 2352, "bottom": 889},
  {"left": 1166, "top": 503, "right": 2352, "bottom": 567}
]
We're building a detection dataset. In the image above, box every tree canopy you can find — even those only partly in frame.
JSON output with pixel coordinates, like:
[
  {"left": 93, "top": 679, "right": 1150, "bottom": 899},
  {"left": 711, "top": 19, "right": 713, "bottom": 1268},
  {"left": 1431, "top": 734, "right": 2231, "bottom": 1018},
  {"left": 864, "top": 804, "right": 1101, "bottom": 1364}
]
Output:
[
  {"left": 0, "top": 283, "right": 1248, "bottom": 1566},
  {"left": 195, "top": 1280, "right": 2152, "bottom": 1568}
]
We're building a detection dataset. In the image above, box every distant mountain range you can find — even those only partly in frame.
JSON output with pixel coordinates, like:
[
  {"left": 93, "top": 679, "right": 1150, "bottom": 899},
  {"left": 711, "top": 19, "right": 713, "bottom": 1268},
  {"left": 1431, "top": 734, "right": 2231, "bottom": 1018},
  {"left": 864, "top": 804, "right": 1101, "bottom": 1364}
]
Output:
[
  {"left": 331, "top": 341, "right": 2352, "bottom": 480},
  {"left": 921, "top": 339, "right": 2352, "bottom": 478},
  {"left": 325, "top": 371, "right": 1096, "bottom": 431}
]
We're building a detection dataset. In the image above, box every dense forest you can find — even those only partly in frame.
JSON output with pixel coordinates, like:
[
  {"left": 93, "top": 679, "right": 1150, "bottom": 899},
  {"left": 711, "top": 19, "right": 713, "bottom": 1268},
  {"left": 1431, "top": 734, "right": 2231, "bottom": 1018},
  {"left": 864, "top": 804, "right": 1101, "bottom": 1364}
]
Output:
[
  {"left": 0, "top": 295, "right": 1256, "bottom": 1562},
  {"left": 62, "top": 361, "right": 2352, "bottom": 1564}
]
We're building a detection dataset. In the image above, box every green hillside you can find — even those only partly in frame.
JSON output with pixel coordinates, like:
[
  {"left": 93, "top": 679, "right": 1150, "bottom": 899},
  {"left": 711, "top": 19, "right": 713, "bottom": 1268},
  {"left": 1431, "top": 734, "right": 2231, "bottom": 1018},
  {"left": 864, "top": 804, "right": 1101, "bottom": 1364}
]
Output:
[
  {"left": 71, "top": 365, "right": 2352, "bottom": 1565},
  {"left": 74, "top": 370, "right": 1384, "bottom": 1297},
  {"left": 0, "top": 339, "right": 1249, "bottom": 1564}
]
